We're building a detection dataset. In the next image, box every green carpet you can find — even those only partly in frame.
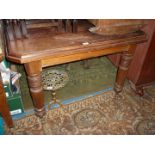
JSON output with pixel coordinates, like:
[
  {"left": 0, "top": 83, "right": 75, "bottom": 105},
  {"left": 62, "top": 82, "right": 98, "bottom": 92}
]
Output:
[{"left": 17, "top": 57, "right": 117, "bottom": 110}]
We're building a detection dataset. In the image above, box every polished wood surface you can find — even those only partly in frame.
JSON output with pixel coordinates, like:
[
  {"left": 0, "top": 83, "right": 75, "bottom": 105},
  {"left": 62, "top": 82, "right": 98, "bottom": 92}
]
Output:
[
  {"left": 6, "top": 31, "right": 146, "bottom": 64},
  {"left": 24, "top": 61, "right": 45, "bottom": 117},
  {"left": 5, "top": 20, "right": 147, "bottom": 117},
  {"left": 0, "top": 53, "right": 13, "bottom": 128}
]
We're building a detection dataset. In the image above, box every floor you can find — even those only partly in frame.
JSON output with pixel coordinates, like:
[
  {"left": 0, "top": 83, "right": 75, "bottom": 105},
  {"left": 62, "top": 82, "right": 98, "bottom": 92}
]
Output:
[
  {"left": 4, "top": 84, "right": 155, "bottom": 135},
  {"left": 3, "top": 57, "right": 155, "bottom": 135}
]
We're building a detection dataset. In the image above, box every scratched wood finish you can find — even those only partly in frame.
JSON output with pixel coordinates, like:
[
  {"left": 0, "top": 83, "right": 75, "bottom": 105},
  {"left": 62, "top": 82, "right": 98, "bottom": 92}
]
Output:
[
  {"left": 6, "top": 21, "right": 146, "bottom": 64},
  {"left": 4, "top": 20, "right": 147, "bottom": 118}
]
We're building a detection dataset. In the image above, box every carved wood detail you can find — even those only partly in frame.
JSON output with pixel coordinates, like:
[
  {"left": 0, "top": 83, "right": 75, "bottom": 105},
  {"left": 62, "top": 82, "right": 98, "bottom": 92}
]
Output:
[
  {"left": 114, "top": 45, "right": 136, "bottom": 93},
  {"left": 24, "top": 61, "right": 46, "bottom": 117}
]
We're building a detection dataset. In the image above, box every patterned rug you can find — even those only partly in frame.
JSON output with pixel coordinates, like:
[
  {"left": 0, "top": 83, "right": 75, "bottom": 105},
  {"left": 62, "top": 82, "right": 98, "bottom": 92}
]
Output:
[{"left": 5, "top": 85, "right": 155, "bottom": 135}]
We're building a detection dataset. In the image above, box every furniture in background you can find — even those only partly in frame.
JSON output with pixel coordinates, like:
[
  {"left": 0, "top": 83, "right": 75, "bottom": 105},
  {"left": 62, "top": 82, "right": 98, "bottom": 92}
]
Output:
[
  {"left": 0, "top": 53, "right": 13, "bottom": 128},
  {"left": 65, "top": 19, "right": 78, "bottom": 33},
  {"left": 107, "top": 20, "right": 155, "bottom": 96},
  {"left": 0, "top": 20, "right": 13, "bottom": 128},
  {"left": 4, "top": 19, "right": 78, "bottom": 41},
  {"left": 88, "top": 19, "right": 146, "bottom": 35},
  {"left": 4, "top": 19, "right": 63, "bottom": 41}
]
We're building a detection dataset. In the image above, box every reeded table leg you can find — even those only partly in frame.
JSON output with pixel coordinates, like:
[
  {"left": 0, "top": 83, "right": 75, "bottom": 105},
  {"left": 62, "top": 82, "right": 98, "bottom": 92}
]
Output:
[
  {"left": 0, "top": 80, "right": 13, "bottom": 128},
  {"left": 24, "top": 61, "right": 46, "bottom": 117},
  {"left": 114, "top": 45, "right": 136, "bottom": 93}
]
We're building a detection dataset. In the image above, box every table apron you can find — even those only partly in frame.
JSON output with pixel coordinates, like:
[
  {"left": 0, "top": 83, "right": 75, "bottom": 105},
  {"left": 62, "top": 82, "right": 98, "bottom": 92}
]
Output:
[{"left": 41, "top": 45, "right": 129, "bottom": 67}]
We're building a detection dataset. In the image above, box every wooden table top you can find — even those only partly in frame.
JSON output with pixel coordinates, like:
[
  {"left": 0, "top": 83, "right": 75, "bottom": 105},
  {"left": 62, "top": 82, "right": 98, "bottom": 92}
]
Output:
[{"left": 6, "top": 21, "right": 147, "bottom": 64}]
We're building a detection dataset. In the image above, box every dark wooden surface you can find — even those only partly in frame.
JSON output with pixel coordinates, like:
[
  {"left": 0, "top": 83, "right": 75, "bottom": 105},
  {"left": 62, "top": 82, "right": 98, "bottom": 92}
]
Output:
[
  {"left": 88, "top": 19, "right": 147, "bottom": 35},
  {"left": 5, "top": 20, "right": 147, "bottom": 117},
  {"left": 0, "top": 20, "right": 13, "bottom": 128},
  {"left": 6, "top": 21, "right": 146, "bottom": 64},
  {"left": 0, "top": 53, "right": 13, "bottom": 128}
]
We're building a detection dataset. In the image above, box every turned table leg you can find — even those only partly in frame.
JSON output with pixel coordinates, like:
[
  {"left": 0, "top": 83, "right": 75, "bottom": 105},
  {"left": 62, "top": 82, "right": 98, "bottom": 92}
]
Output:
[
  {"left": 24, "top": 61, "right": 46, "bottom": 117},
  {"left": 114, "top": 45, "right": 136, "bottom": 93},
  {"left": 0, "top": 80, "right": 13, "bottom": 128}
]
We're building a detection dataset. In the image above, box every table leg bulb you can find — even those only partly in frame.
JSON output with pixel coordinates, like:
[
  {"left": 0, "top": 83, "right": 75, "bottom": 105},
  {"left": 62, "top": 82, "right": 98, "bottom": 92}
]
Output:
[
  {"left": 27, "top": 73, "right": 46, "bottom": 117},
  {"left": 114, "top": 51, "right": 134, "bottom": 93}
]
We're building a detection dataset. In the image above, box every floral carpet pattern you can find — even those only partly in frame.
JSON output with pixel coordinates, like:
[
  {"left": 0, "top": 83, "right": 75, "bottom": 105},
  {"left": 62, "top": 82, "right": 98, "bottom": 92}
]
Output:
[{"left": 5, "top": 85, "right": 155, "bottom": 135}]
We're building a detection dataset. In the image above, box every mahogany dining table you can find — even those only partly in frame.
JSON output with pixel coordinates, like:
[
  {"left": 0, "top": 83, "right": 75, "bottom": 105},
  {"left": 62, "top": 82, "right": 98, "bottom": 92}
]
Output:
[{"left": 5, "top": 21, "right": 147, "bottom": 119}]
